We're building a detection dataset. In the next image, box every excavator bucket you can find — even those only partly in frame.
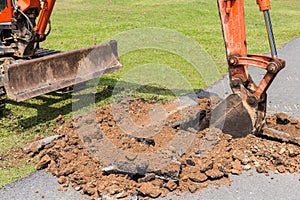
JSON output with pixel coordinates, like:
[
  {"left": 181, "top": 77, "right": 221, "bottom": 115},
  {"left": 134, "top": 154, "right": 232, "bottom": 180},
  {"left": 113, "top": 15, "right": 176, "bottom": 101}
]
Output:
[
  {"left": 2, "top": 40, "right": 122, "bottom": 102},
  {"left": 209, "top": 94, "right": 266, "bottom": 138}
]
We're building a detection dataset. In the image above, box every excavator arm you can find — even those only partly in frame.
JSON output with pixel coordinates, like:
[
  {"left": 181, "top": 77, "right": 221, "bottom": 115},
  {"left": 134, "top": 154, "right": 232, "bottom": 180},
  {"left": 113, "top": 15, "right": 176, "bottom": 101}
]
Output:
[
  {"left": 212, "top": 0, "right": 285, "bottom": 137},
  {"left": 16, "top": 0, "right": 56, "bottom": 40},
  {"left": 33, "top": 0, "right": 55, "bottom": 39}
]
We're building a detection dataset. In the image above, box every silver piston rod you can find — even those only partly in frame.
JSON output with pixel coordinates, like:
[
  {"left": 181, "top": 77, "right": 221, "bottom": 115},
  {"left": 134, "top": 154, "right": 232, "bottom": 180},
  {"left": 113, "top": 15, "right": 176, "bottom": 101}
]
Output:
[{"left": 263, "top": 10, "right": 278, "bottom": 59}]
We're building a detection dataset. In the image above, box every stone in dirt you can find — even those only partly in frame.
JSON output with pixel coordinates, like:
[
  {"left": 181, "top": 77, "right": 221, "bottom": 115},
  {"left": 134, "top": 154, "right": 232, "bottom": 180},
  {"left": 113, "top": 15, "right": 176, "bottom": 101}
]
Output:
[
  {"left": 187, "top": 169, "right": 208, "bottom": 183},
  {"left": 23, "top": 135, "right": 60, "bottom": 154},
  {"left": 188, "top": 182, "right": 198, "bottom": 193},
  {"left": 165, "top": 180, "right": 178, "bottom": 191},
  {"left": 205, "top": 165, "right": 225, "bottom": 179},
  {"left": 138, "top": 182, "right": 162, "bottom": 198},
  {"left": 36, "top": 154, "right": 51, "bottom": 170}
]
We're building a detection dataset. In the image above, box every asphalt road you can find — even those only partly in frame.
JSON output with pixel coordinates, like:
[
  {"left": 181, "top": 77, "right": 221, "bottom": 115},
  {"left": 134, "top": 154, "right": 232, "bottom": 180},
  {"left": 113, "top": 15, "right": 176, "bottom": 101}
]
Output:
[{"left": 1, "top": 37, "right": 300, "bottom": 200}]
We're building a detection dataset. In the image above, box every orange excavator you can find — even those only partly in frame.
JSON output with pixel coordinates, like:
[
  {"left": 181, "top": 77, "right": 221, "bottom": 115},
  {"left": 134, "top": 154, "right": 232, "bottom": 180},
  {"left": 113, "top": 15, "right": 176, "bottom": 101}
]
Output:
[
  {"left": 0, "top": 0, "right": 291, "bottom": 142},
  {"left": 211, "top": 0, "right": 285, "bottom": 137},
  {"left": 0, "top": 0, "right": 121, "bottom": 114}
]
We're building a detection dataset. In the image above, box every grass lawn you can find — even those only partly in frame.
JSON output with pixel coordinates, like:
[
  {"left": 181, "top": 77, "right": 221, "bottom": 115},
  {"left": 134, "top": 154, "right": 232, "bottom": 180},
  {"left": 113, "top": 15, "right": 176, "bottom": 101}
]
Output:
[{"left": 1, "top": 0, "right": 300, "bottom": 187}]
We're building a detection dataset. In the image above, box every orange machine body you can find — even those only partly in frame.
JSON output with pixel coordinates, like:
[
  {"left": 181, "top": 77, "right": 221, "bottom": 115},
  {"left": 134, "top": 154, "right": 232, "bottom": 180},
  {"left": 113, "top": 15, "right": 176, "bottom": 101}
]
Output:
[
  {"left": 0, "top": 0, "right": 56, "bottom": 39},
  {"left": 0, "top": 0, "right": 14, "bottom": 22}
]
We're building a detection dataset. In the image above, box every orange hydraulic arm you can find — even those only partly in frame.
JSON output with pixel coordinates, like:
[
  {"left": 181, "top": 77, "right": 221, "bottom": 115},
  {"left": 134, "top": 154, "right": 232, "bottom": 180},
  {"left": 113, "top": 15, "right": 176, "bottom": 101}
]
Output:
[
  {"left": 34, "top": 0, "right": 56, "bottom": 39},
  {"left": 16, "top": 0, "right": 56, "bottom": 40},
  {"left": 218, "top": 0, "right": 285, "bottom": 106}
]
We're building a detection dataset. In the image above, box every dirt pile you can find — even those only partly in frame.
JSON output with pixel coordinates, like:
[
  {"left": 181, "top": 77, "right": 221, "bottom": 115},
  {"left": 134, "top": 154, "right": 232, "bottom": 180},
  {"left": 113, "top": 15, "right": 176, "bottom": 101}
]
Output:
[{"left": 25, "top": 98, "right": 300, "bottom": 199}]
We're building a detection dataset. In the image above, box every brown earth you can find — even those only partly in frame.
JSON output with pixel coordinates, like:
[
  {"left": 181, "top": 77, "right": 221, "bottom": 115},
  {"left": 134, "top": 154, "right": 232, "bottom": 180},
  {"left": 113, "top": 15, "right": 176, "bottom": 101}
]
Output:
[{"left": 24, "top": 97, "right": 300, "bottom": 199}]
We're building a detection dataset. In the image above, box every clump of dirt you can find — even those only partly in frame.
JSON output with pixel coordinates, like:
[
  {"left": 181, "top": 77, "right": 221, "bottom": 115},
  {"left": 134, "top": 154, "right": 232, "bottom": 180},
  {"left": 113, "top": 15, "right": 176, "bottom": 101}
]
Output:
[
  {"left": 26, "top": 97, "right": 300, "bottom": 199},
  {"left": 263, "top": 113, "right": 300, "bottom": 145}
]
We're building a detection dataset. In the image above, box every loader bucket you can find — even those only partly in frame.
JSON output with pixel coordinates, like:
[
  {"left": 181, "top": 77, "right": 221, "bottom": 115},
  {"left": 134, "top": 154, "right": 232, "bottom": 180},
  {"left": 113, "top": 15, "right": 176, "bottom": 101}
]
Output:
[
  {"left": 2, "top": 40, "right": 122, "bottom": 102},
  {"left": 209, "top": 94, "right": 261, "bottom": 138}
]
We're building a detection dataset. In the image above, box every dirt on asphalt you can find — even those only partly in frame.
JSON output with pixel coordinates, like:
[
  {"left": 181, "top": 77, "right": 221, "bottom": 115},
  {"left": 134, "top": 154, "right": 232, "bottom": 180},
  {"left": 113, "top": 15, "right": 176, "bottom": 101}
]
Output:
[{"left": 23, "top": 97, "right": 300, "bottom": 199}]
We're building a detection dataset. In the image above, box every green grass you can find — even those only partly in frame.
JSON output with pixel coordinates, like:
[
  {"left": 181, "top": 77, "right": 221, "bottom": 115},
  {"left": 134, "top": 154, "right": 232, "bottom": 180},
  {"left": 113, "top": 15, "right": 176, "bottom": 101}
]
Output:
[
  {"left": 1, "top": 0, "right": 300, "bottom": 187},
  {"left": 0, "top": 160, "right": 36, "bottom": 187}
]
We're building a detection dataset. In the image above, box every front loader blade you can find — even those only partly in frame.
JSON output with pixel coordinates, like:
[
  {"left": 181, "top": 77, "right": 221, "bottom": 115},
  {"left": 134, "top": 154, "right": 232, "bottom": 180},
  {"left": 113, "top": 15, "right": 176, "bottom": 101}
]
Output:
[
  {"left": 209, "top": 94, "right": 258, "bottom": 138},
  {"left": 3, "top": 40, "right": 122, "bottom": 102}
]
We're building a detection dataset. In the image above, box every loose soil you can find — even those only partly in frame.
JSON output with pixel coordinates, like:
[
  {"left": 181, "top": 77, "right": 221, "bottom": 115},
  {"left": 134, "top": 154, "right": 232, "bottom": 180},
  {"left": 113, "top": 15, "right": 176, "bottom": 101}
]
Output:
[{"left": 24, "top": 97, "right": 300, "bottom": 199}]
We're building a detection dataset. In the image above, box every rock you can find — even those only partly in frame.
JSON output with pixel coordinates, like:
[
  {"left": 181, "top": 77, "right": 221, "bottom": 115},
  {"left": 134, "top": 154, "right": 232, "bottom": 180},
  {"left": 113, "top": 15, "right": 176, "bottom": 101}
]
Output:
[
  {"left": 134, "top": 137, "right": 155, "bottom": 146},
  {"left": 287, "top": 145, "right": 298, "bottom": 157},
  {"left": 205, "top": 165, "right": 224, "bottom": 179},
  {"left": 102, "top": 165, "right": 117, "bottom": 174},
  {"left": 116, "top": 191, "right": 128, "bottom": 199},
  {"left": 199, "top": 182, "right": 209, "bottom": 189},
  {"left": 54, "top": 114, "right": 65, "bottom": 123},
  {"left": 195, "top": 150, "right": 202, "bottom": 155},
  {"left": 138, "top": 173, "right": 155, "bottom": 183},
  {"left": 46, "top": 160, "right": 57, "bottom": 174},
  {"left": 231, "top": 169, "right": 241, "bottom": 175},
  {"left": 198, "top": 160, "right": 213, "bottom": 172},
  {"left": 165, "top": 180, "right": 177, "bottom": 191},
  {"left": 242, "top": 164, "right": 252, "bottom": 170},
  {"left": 276, "top": 113, "right": 290, "bottom": 125},
  {"left": 178, "top": 149, "right": 184, "bottom": 157},
  {"left": 62, "top": 179, "right": 70, "bottom": 187},
  {"left": 107, "top": 184, "right": 122, "bottom": 195},
  {"left": 276, "top": 165, "right": 286, "bottom": 173},
  {"left": 186, "top": 159, "right": 195, "bottom": 166},
  {"left": 287, "top": 167, "right": 295, "bottom": 173},
  {"left": 36, "top": 154, "right": 52, "bottom": 170},
  {"left": 138, "top": 182, "right": 162, "bottom": 198},
  {"left": 289, "top": 117, "right": 299, "bottom": 124},
  {"left": 57, "top": 176, "right": 67, "bottom": 184},
  {"left": 232, "top": 150, "right": 250, "bottom": 164},
  {"left": 256, "top": 165, "right": 267, "bottom": 173},
  {"left": 23, "top": 135, "right": 60, "bottom": 154},
  {"left": 150, "top": 179, "right": 164, "bottom": 188},
  {"left": 60, "top": 151, "right": 76, "bottom": 160},
  {"left": 188, "top": 183, "right": 198, "bottom": 193},
  {"left": 82, "top": 186, "right": 95, "bottom": 195},
  {"left": 188, "top": 172, "right": 207, "bottom": 183},
  {"left": 74, "top": 186, "right": 81, "bottom": 191},
  {"left": 60, "top": 167, "right": 75, "bottom": 176},
  {"left": 279, "top": 147, "right": 286, "bottom": 155},
  {"left": 232, "top": 160, "right": 242, "bottom": 171}
]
